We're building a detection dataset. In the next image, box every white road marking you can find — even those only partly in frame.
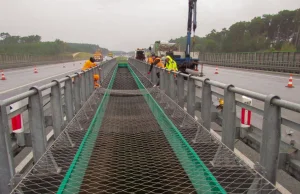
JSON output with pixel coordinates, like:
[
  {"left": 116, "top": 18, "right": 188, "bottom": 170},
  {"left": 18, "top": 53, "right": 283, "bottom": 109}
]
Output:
[
  {"left": 15, "top": 130, "right": 54, "bottom": 173},
  {"left": 0, "top": 68, "right": 80, "bottom": 94}
]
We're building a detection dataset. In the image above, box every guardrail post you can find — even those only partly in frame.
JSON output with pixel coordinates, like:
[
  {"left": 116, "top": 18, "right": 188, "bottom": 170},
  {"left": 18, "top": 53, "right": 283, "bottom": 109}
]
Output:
[
  {"left": 88, "top": 69, "right": 93, "bottom": 96},
  {"left": 201, "top": 79, "right": 212, "bottom": 130},
  {"left": 222, "top": 85, "right": 236, "bottom": 150},
  {"left": 80, "top": 71, "right": 86, "bottom": 103},
  {"left": 28, "top": 87, "right": 47, "bottom": 162},
  {"left": 151, "top": 66, "right": 155, "bottom": 83},
  {"left": 152, "top": 66, "right": 157, "bottom": 84},
  {"left": 84, "top": 70, "right": 90, "bottom": 100},
  {"left": 169, "top": 72, "right": 176, "bottom": 100},
  {"left": 177, "top": 73, "right": 184, "bottom": 108},
  {"left": 165, "top": 71, "right": 170, "bottom": 96},
  {"left": 74, "top": 73, "right": 81, "bottom": 113},
  {"left": 260, "top": 95, "right": 281, "bottom": 184},
  {"left": 51, "top": 80, "right": 63, "bottom": 138},
  {"left": 187, "top": 75, "right": 195, "bottom": 117},
  {"left": 65, "top": 76, "right": 74, "bottom": 122},
  {"left": 159, "top": 68, "right": 165, "bottom": 92},
  {"left": 97, "top": 66, "right": 101, "bottom": 85},
  {"left": 100, "top": 66, "right": 104, "bottom": 83},
  {"left": 0, "top": 104, "right": 15, "bottom": 194}
]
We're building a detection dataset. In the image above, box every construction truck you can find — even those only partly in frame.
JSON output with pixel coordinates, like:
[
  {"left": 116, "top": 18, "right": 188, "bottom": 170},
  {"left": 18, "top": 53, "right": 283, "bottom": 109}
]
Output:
[
  {"left": 152, "top": 41, "right": 181, "bottom": 57},
  {"left": 94, "top": 50, "right": 103, "bottom": 62},
  {"left": 135, "top": 48, "right": 146, "bottom": 61},
  {"left": 108, "top": 52, "right": 113, "bottom": 58},
  {"left": 150, "top": 41, "right": 199, "bottom": 60}
]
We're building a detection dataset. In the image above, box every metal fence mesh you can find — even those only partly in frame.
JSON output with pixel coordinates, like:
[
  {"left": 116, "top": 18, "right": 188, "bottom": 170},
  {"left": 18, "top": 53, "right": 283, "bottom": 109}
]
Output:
[
  {"left": 11, "top": 60, "right": 280, "bottom": 194},
  {"left": 57, "top": 66, "right": 226, "bottom": 194},
  {"left": 129, "top": 59, "right": 280, "bottom": 194},
  {"left": 10, "top": 63, "right": 117, "bottom": 194}
]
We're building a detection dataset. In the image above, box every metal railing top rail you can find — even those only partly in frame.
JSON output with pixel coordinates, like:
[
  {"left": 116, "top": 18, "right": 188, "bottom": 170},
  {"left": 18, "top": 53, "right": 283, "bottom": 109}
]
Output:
[
  {"left": 151, "top": 64, "right": 300, "bottom": 113},
  {"left": 0, "top": 58, "right": 117, "bottom": 194},
  {"left": 128, "top": 58, "right": 299, "bottom": 189},
  {"left": 0, "top": 60, "right": 113, "bottom": 107}
]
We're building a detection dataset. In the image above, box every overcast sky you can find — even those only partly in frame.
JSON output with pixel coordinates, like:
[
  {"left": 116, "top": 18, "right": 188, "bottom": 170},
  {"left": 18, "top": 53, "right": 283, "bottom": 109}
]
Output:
[{"left": 0, "top": 0, "right": 300, "bottom": 51}]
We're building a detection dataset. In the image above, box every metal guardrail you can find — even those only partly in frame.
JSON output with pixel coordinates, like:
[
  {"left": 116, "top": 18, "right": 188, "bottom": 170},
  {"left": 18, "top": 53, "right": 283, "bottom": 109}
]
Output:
[
  {"left": 199, "top": 52, "right": 300, "bottom": 73},
  {"left": 0, "top": 58, "right": 116, "bottom": 193},
  {"left": 0, "top": 54, "right": 78, "bottom": 69},
  {"left": 129, "top": 58, "right": 300, "bottom": 186}
]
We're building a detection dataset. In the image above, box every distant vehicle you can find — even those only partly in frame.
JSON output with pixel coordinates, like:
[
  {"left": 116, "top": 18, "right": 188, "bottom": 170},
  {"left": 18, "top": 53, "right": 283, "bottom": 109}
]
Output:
[
  {"left": 94, "top": 50, "right": 103, "bottom": 62},
  {"left": 104, "top": 56, "right": 113, "bottom": 61},
  {"left": 108, "top": 52, "right": 113, "bottom": 58},
  {"left": 135, "top": 48, "right": 146, "bottom": 61}
]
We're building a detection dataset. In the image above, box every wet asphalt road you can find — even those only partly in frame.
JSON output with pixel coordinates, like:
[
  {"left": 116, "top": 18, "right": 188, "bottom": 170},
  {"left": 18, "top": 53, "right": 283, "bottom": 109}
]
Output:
[
  {"left": 196, "top": 65, "right": 300, "bottom": 149},
  {"left": 0, "top": 60, "right": 86, "bottom": 100}
]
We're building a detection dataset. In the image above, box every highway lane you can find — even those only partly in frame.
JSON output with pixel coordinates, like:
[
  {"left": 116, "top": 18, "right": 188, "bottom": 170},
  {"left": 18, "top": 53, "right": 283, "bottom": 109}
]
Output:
[
  {"left": 200, "top": 65, "right": 300, "bottom": 103},
  {"left": 195, "top": 65, "right": 300, "bottom": 149},
  {"left": 0, "top": 60, "right": 87, "bottom": 100}
]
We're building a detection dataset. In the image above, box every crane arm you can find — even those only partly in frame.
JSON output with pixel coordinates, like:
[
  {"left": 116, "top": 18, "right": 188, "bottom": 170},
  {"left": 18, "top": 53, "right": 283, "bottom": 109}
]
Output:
[{"left": 185, "top": 0, "right": 197, "bottom": 59}]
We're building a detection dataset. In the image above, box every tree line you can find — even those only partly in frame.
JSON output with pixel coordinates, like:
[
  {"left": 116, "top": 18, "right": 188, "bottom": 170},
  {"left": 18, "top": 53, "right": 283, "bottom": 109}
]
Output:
[
  {"left": 0, "top": 32, "right": 109, "bottom": 56},
  {"left": 170, "top": 9, "right": 300, "bottom": 53}
]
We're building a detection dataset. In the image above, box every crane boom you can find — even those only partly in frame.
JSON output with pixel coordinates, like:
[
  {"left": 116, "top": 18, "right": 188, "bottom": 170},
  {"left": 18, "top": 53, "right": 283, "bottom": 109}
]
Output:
[{"left": 185, "top": 0, "right": 197, "bottom": 59}]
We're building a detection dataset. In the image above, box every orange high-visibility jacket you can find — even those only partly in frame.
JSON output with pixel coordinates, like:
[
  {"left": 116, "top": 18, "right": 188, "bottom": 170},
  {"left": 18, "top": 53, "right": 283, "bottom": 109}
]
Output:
[
  {"left": 82, "top": 60, "right": 96, "bottom": 71},
  {"left": 148, "top": 57, "right": 154, "bottom": 64},
  {"left": 154, "top": 58, "right": 164, "bottom": 68}
]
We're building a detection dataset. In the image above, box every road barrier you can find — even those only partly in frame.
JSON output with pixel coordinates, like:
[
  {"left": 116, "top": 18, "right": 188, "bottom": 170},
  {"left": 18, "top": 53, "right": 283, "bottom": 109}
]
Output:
[
  {"left": 129, "top": 58, "right": 300, "bottom": 187},
  {"left": 0, "top": 54, "right": 78, "bottom": 69},
  {"left": 0, "top": 58, "right": 116, "bottom": 193},
  {"left": 199, "top": 52, "right": 300, "bottom": 73}
]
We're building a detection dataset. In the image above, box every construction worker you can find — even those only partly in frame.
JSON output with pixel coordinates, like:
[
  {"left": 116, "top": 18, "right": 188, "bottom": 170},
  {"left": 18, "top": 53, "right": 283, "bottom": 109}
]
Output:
[
  {"left": 147, "top": 54, "right": 154, "bottom": 65},
  {"left": 165, "top": 55, "right": 178, "bottom": 72},
  {"left": 216, "top": 98, "right": 224, "bottom": 110},
  {"left": 82, "top": 57, "right": 100, "bottom": 88},
  {"left": 148, "top": 55, "right": 164, "bottom": 87}
]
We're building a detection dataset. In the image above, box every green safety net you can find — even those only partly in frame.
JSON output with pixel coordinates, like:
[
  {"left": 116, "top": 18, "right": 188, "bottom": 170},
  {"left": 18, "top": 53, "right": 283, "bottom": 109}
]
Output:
[
  {"left": 57, "top": 65, "right": 118, "bottom": 194},
  {"left": 57, "top": 63, "right": 225, "bottom": 194},
  {"left": 127, "top": 64, "right": 225, "bottom": 194}
]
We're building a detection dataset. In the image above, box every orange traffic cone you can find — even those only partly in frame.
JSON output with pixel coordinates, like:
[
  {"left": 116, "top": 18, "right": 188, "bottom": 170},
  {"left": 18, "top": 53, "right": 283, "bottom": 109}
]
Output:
[
  {"left": 286, "top": 74, "right": 294, "bottom": 88},
  {"left": 215, "top": 66, "right": 219, "bottom": 74},
  {"left": 1, "top": 70, "right": 6, "bottom": 80},
  {"left": 34, "top": 66, "right": 38, "bottom": 73}
]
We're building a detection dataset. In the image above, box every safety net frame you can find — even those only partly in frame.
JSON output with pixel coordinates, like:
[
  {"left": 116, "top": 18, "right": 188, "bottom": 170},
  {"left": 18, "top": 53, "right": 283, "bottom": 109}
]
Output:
[{"left": 129, "top": 59, "right": 280, "bottom": 194}]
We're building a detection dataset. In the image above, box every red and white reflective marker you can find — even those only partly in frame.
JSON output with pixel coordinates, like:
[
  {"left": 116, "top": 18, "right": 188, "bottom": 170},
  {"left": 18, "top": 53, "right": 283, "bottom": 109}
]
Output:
[
  {"left": 241, "top": 96, "right": 252, "bottom": 128},
  {"left": 10, "top": 102, "right": 24, "bottom": 133}
]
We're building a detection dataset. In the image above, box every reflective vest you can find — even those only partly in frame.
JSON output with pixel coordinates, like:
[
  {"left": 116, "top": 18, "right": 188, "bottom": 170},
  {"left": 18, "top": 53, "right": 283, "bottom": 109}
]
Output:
[
  {"left": 82, "top": 60, "right": 97, "bottom": 71},
  {"left": 154, "top": 58, "right": 164, "bottom": 68},
  {"left": 165, "top": 56, "right": 178, "bottom": 71},
  {"left": 148, "top": 57, "right": 154, "bottom": 64}
]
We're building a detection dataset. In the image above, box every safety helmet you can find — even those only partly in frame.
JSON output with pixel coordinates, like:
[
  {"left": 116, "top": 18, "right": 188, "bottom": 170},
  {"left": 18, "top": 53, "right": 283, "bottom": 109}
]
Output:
[{"left": 90, "top": 57, "right": 95, "bottom": 63}]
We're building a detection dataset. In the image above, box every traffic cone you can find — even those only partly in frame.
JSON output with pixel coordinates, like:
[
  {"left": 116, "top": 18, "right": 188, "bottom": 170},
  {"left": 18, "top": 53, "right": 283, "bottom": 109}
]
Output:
[
  {"left": 286, "top": 74, "right": 294, "bottom": 88},
  {"left": 215, "top": 66, "right": 219, "bottom": 74},
  {"left": 1, "top": 70, "right": 6, "bottom": 80},
  {"left": 34, "top": 66, "right": 38, "bottom": 73}
]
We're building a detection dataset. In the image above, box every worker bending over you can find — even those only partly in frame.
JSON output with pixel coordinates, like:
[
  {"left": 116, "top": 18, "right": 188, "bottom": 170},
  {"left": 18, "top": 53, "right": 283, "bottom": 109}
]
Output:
[
  {"left": 147, "top": 54, "right": 154, "bottom": 65},
  {"left": 165, "top": 56, "right": 178, "bottom": 72},
  {"left": 82, "top": 57, "right": 100, "bottom": 88},
  {"left": 148, "top": 55, "right": 164, "bottom": 87}
]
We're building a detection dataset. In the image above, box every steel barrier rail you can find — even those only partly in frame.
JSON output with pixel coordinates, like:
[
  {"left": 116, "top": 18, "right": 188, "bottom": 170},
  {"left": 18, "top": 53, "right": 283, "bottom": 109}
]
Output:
[
  {"left": 199, "top": 52, "right": 300, "bottom": 73},
  {"left": 129, "top": 58, "right": 300, "bottom": 186},
  {"left": 0, "top": 58, "right": 116, "bottom": 194}
]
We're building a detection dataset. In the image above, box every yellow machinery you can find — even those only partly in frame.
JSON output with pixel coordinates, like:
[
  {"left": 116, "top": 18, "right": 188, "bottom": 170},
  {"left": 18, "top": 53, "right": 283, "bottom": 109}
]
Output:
[{"left": 94, "top": 50, "right": 103, "bottom": 62}]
